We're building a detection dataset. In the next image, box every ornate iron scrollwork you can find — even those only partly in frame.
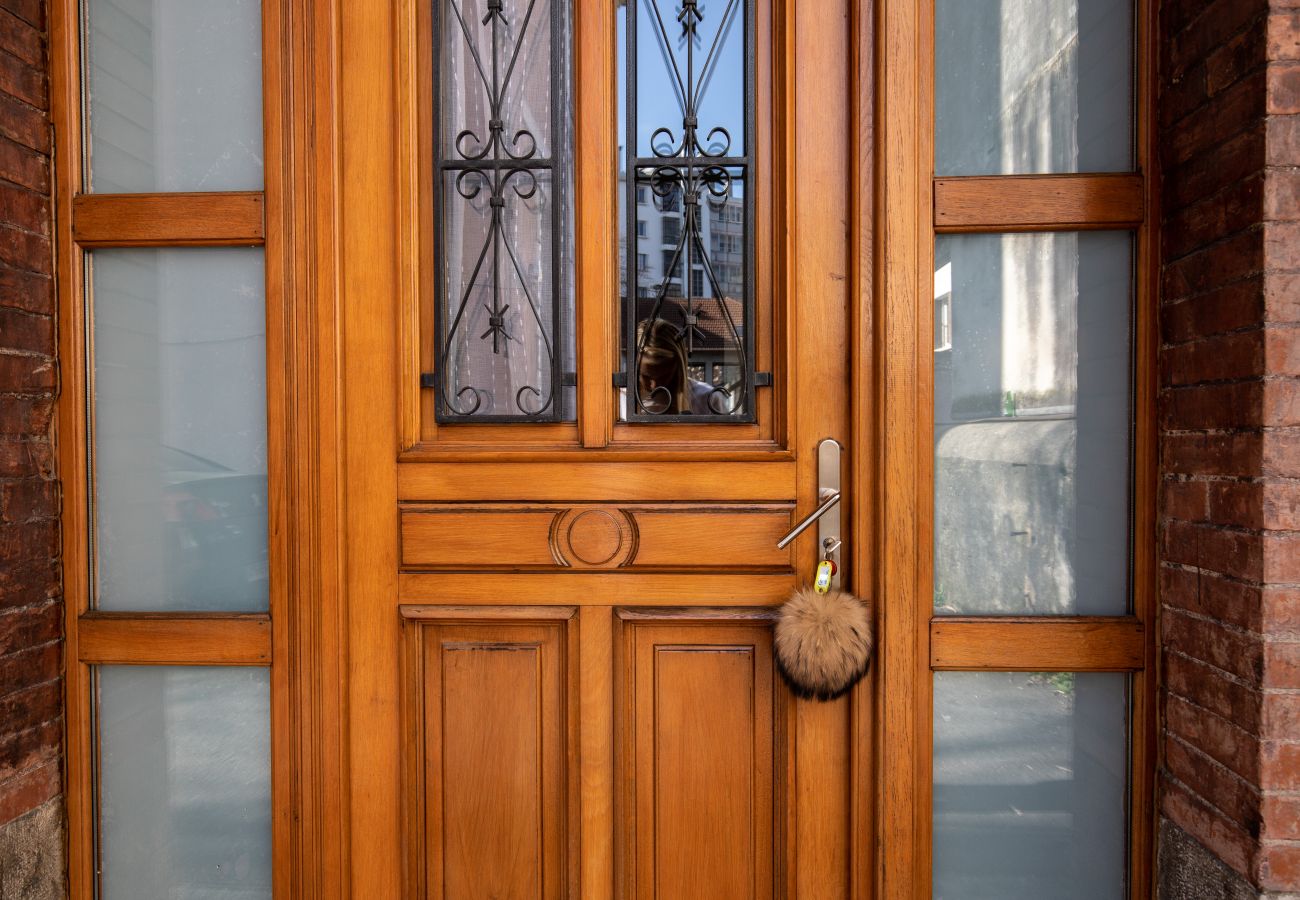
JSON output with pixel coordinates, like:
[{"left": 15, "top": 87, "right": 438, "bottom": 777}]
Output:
[
  {"left": 623, "top": 0, "right": 755, "bottom": 422},
  {"left": 434, "top": 0, "right": 568, "bottom": 421}
]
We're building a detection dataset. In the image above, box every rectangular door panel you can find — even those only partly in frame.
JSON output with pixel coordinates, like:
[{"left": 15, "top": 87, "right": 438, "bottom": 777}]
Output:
[
  {"left": 402, "top": 608, "right": 578, "bottom": 899},
  {"left": 620, "top": 610, "right": 779, "bottom": 900}
]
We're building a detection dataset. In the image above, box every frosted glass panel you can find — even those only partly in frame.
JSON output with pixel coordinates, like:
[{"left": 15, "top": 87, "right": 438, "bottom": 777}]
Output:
[
  {"left": 98, "top": 666, "right": 271, "bottom": 900},
  {"left": 85, "top": 0, "right": 264, "bottom": 192},
  {"left": 935, "top": 0, "right": 1133, "bottom": 175},
  {"left": 934, "top": 672, "right": 1128, "bottom": 900},
  {"left": 92, "top": 249, "right": 268, "bottom": 611},
  {"left": 934, "top": 232, "right": 1131, "bottom": 616}
]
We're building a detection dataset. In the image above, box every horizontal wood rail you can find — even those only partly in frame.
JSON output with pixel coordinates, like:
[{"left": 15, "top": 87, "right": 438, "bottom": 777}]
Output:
[
  {"left": 930, "top": 616, "right": 1145, "bottom": 671},
  {"left": 72, "top": 192, "right": 265, "bottom": 246},
  {"left": 77, "top": 613, "right": 272, "bottom": 665},
  {"left": 400, "top": 571, "right": 795, "bottom": 605},
  {"left": 934, "top": 174, "right": 1144, "bottom": 231}
]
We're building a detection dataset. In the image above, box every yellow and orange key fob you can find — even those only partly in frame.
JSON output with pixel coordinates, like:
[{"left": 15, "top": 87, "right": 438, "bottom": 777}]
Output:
[{"left": 814, "top": 559, "right": 837, "bottom": 594}]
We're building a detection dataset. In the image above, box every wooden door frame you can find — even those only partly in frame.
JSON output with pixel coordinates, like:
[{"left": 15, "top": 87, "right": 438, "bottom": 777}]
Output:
[{"left": 49, "top": 0, "right": 1156, "bottom": 896}]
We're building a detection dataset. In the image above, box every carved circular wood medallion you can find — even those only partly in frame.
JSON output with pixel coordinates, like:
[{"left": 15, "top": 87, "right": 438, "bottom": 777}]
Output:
[{"left": 550, "top": 507, "right": 638, "bottom": 568}]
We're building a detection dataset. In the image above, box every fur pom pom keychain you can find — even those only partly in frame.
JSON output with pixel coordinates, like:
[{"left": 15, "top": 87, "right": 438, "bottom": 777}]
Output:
[{"left": 774, "top": 585, "right": 874, "bottom": 701}]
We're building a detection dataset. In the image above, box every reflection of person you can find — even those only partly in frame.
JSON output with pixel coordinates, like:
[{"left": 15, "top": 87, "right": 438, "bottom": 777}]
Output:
[{"left": 635, "top": 318, "right": 717, "bottom": 415}]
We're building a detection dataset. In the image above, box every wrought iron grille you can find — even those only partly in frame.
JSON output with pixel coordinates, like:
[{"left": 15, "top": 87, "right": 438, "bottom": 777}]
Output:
[
  {"left": 621, "top": 0, "right": 756, "bottom": 423},
  {"left": 431, "top": 0, "right": 572, "bottom": 422}
]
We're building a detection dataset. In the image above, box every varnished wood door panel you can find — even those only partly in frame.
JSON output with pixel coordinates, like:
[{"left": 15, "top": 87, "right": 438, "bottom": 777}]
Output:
[
  {"left": 402, "top": 608, "right": 578, "bottom": 899},
  {"left": 620, "top": 610, "right": 778, "bottom": 900}
]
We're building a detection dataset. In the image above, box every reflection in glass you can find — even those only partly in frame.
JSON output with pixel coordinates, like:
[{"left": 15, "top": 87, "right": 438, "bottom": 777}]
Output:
[
  {"left": 435, "top": 0, "right": 574, "bottom": 421},
  {"left": 618, "top": 0, "right": 754, "bottom": 421},
  {"left": 935, "top": 0, "right": 1133, "bottom": 176},
  {"left": 933, "top": 232, "right": 1131, "bottom": 616},
  {"left": 98, "top": 666, "right": 271, "bottom": 900},
  {"left": 84, "top": 0, "right": 264, "bottom": 192},
  {"left": 92, "top": 249, "right": 268, "bottom": 611},
  {"left": 934, "top": 672, "right": 1128, "bottom": 900}
]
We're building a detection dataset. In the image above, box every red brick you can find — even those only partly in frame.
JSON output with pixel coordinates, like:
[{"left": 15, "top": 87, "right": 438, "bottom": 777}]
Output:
[
  {"left": 1164, "top": 381, "right": 1264, "bottom": 429},
  {"left": 1162, "top": 775, "right": 1258, "bottom": 877},
  {"left": 0, "top": 598, "right": 58, "bottom": 657},
  {"left": 1169, "top": 70, "right": 1269, "bottom": 167},
  {"left": 1267, "top": 273, "right": 1300, "bottom": 323},
  {"left": 0, "top": 679, "right": 60, "bottom": 739},
  {"left": 0, "top": 437, "right": 52, "bottom": 479},
  {"left": 0, "top": 305, "right": 48, "bottom": 355},
  {"left": 0, "top": 393, "right": 50, "bottom": 435},
  {"left": 1168, "top": 693, "right": 1263, "bottom": 782},
  {"left": 1165, "top": 607, "right": 1266, "bottom": 682},
  {"left": 1163, "top": 519, "right": 1266, "bottom": 581},
  {"left": 1168, "top": 0, "right": 1269, "bottom": 82},
  {"left": 1267, "top": 221, "right": 1300, "bottom": 272},
  {"left": 1164, "top": 478, "right": 1210, "bottom": 522},
  {"left": 1163, "top": 329, "right": 1264, "bottom": 383},
  {"left": 1264, "top": 480, "right": 1300, "bottom": 530},
  {"left": 1165, "top": 173, "right": 1265, "bottom": 263},
  {"left": 1266, "top": 379, "right": 1300, "bottom": 425},
  {"left": 0, "top": 0, "right": 42, "bottom": 30},
  {"left": 1167, "top": 650, "right": 1264, "bottom": 732},
  {"left": 0, "top": 758, "right": 58, "bottom": 828},
  {"left": 1261, "top": 794, "right": 1300, "bottom": 840},
  {"left": 1207, "top": 18, "right": 1271, "bottom": 95},
  {"left": 1168, "top": 128, "right": 1266, "bottom": 210},
  {"left": 1265, "top": 533, "right": 1300, "bottom": 582},
  {"left": 1264, "top": 429, "right": 1300, "bottom": 476},
  {"left": 0, "top": 51, "right": 42, "bottom": 112},
  {"left": 1265, "top": 640, "right": 1300, "bottom": 688},
  {"left": 1262, "top": 740, "right": 1300, "bottom": 791},
  {"left": 1162, "top": 279, "right": 1266, "bottom": 340},
  {"left": 1270, "top": 13, "right": 1300, "bottom": 61},
  {"left": 1264, "top": 585, "right": 1300, "bottom": 633},
  {"left": 0, "top": 478, "right": 55, "bottom": 522},
  {"left": 1163, "top": 564, "right": 1265, "bottom": 631},
  {"left": 1163, "top": 431, "right": 1263, "bottom": 478},
  {"left": 1268, "top": 62, "right": 1300, "bottom": 114},
  {"left": 1167, "top": 733, "right": 1263, "bottom": 828},
  {"left": 1268, "top": 114, "right": 1300, "bottom": 167},
  {"left": 0, "top": 263, "right": 50, "bottom": 314},
  {"left": 1163, "top": 227, "right": 1265, "bottom": 302},
  {"left": 1258, "top": 840, "right": 1300, "bottom": 889},
  {"left": 0, "top": 640, "right": 57, "bottom": 697},
  {"left": 0, "top": 716, "right": 57, "bottom": 787},
  {"left": 0, "top": 11, "right": 40, "bottom": 69},
  {"left": 0, "top": 88, "right": 45, "bottom": 154},
  {"left": 1207, "top": 479, "right": 1265, "bottom": 529}
]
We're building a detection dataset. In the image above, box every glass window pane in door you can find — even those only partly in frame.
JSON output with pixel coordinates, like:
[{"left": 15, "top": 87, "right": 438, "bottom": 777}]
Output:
[
  {"left": 935, "top": 0, "right": 1133, "bottom": 176},
  {"left": 84, "top": 0, "right": 264, "bottom": 192},
  {"left": 933, "top": 232, "right": 1132, "bottom": 616},
  {"left": 91, "top": 248, "right": 268, "bottom": 612},
  {"left": 616, "top": 0, "right": 755, "bottom": 422},
  {"left": 97, "top": 666, "right": 271, "bottom": 900},
  {"left": 434, "top": 0, "right": 575, "bottom": 421},
  {"left": 933, "top": 671, "right": 1129, "bottom": 900}
]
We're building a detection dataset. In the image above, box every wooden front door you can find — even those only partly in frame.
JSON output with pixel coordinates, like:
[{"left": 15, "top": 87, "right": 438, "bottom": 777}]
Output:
[{"left": 334, "top": 0, "right": 864, "bottom": 897}]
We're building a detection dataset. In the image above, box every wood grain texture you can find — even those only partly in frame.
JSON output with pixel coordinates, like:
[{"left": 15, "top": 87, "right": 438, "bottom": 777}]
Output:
[
  {"left": 933, "top": 174, "right": 1144, "bottom": 231},
  {"left": 399, "top": 572, "right": 796, "bottom": 605},
  {"left": 930, "top": 618, "right": 1146, "bottom": 670},
  {"left": 619, "top": 611, "right": 778, "bottom": 900},
  {"left": 72, "top": 192, "right": 266, "bottom": 246},
  {"left": 399, "top": 503, "right": 794, "bottom": 571},
  {"left": 398, "top": 460, "right": 798, "bottom": 501},
  {"left": 401, "top": 611, "right": 577, "bottom": 899},
  {"left": 76, "top": 614, "right": 272, "bottom": 665}
]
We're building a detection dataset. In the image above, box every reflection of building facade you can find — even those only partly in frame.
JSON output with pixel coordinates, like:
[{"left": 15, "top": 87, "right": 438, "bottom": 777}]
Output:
[{"left": 618, "top": 174, "right": 745, "bottom": 390}]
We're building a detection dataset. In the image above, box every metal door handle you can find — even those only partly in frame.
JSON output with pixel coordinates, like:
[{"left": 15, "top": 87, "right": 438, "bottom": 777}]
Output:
[
  {"left": 775, "top": 438, "right": 844, "bottom": 589},
  {"left": 776, "top": 488, "right": 841, "bottom": 549}
]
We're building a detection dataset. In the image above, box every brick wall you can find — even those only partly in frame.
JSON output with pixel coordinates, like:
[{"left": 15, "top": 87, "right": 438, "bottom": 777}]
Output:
[
  {"left": 0, "top": 0, "right": 61, "bottom": 896},
  {"left": 1158, "top": 0, "right": 1300, "bottom": 896}
]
